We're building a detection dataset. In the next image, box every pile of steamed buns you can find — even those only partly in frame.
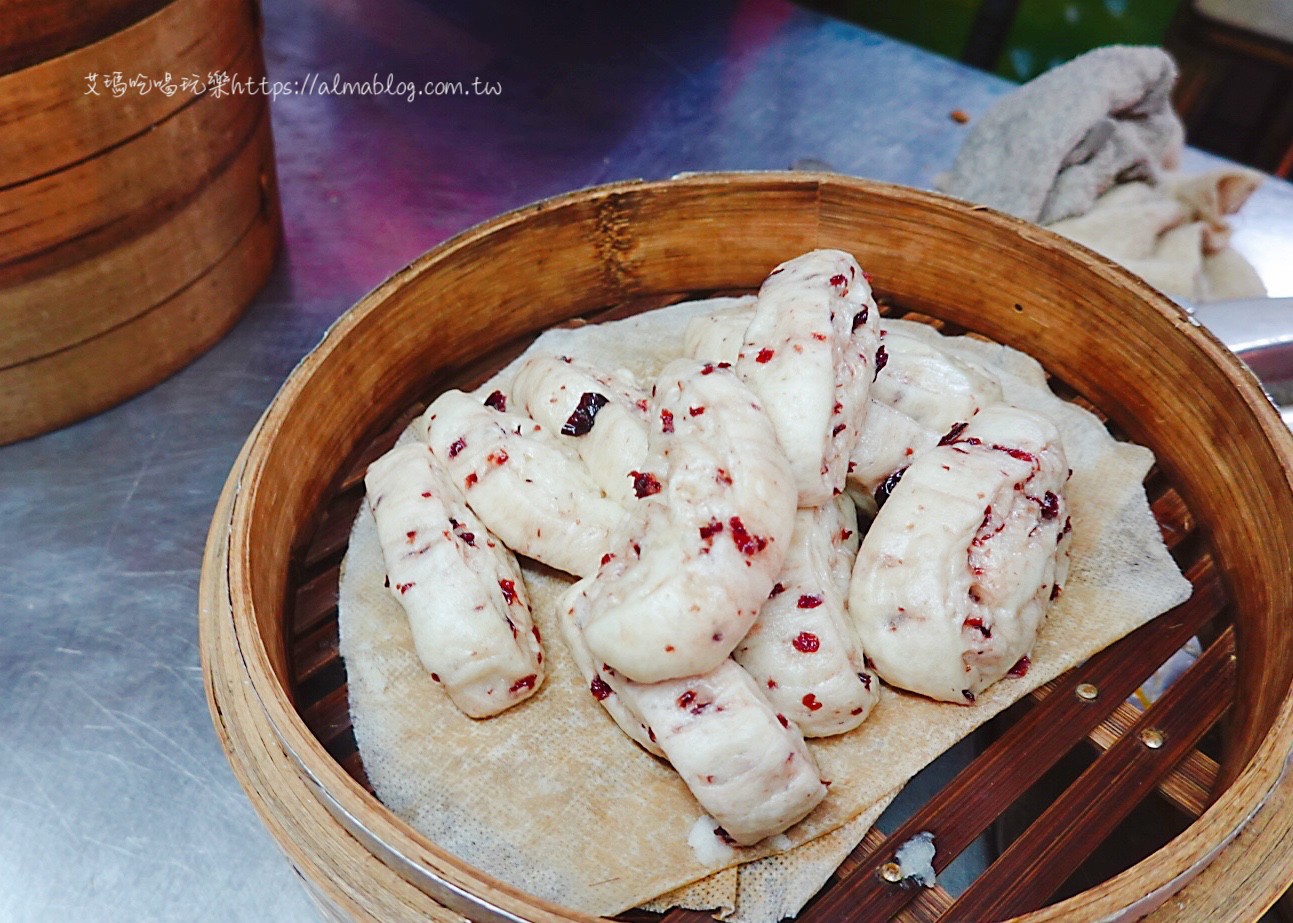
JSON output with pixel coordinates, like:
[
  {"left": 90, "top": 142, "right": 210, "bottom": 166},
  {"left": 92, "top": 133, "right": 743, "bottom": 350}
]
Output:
[{"left": 364, "top": 249, "right": 1072, "bottom": 846}]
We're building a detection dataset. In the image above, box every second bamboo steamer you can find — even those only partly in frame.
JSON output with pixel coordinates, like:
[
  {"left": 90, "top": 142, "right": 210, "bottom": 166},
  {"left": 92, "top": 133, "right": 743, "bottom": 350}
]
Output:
[{"left": 0, "top": 0, "right": 280, "bottom": 444}]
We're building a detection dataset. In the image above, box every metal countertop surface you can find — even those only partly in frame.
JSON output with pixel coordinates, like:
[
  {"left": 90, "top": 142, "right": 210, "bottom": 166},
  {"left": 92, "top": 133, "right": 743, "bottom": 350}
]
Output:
[{"left": 2, "top": 1, "right": 1290, "bottom": 919}]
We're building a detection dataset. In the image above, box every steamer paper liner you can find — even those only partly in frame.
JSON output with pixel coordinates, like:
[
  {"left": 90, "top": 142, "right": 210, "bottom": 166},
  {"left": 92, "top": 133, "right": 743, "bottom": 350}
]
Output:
[{"left": 339, "top": 298, "right": 1191, "bottom": 919}]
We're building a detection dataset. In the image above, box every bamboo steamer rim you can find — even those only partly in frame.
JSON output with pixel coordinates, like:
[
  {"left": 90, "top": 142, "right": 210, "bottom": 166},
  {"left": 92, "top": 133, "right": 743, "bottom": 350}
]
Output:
[
  {"left": 207, "top": 172, "right": 1293, "bottom": 922},
  {"left": 0, "top": 0, "right": 258, "bottom": 189}
]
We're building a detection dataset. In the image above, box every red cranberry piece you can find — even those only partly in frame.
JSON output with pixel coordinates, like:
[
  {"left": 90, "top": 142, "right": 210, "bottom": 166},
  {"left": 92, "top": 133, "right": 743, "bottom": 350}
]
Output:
[
  {"left": 448, "top": 437, "right": 466, "bottom": 459},
  {"left": 792, "top": 631, "right": 821, "bottom": 652},
  {"left": 717, "top": 361, "right": 732, "bottom": 369},
  {"left": 689, "top": 405, "right": 705, "bottom": 417},
  {"left": 964, "top": 616, "right": 991, "bottom": 638},
  {"left": 486, "top": 449, "right": 508, "bottom": 466},
  {"left": 510, "top": 674, "right": 537, "bottom": 694},
  {"left": 699, "top": 519, "right": 724, "bottom": 545},
  {"left": 660, "top": 408, "right": 675, "bottom": 433},
  {"left": 677, "top": 690, "right": 697, "bottom": 710},
  {"left": 464, "top": 472, "right": 478, "bottom": 488},
  {"left": 994, "top": 444, "right": 1036, "bottom": 464},
  {"left": 755, "top": 347, "right": 775, "bottom": 364},
  {"left": 504, "top": 616, "right": 517, "bottom": 637},
  {"left": 484, "top": 390, "right": 507, "bottom": 412},
  {"left": 776, "top": 713, "right": 789, "bottom": 728},
  {"left": 839, "top": 528, "right": 853, "bottom": 541},
  {"left": 728, "top": 517, "right": 767, "bottom": 555},
  {"left": 600, "top": 552, "right": 614, "bottom": 566},
  {"left": 767, "top": 678, "right": 778, "bottom": 689},
  {"left": 396, "top": 582, "right": 414, "bottom": 594},
  {"left": 874, "top": 466, "right": 908, "bottom": 508},
  {"left": 873, "top": 345, "right": 888, "bottom": 380},
  {"left": 1007, "top": 655, "right": 1031, "bottom": 677},
  {"left": 420, "top": 491, "right": 433, "bottom": 498},
  {"left": 1039, "top": 490, "right": 1060, "bottom": 520},
  {"left": 962, "top": 689, "right": 976, "bottom": 703},
  {"left": 852, "top": 306, "right": 869, "bottom": 330},
  {"left": 938, "top": 421, "right": 969, "bottom": 446},
  {"left": 590, "top": 676, "right": 612, "bottom": 700},
  {"left": 562, "top": 392, "right": 609, "bottom": 436},
  {"left": 829, "top": 273, "right": 848, "bottom": 290},
  {"left": 499, "top": 579, "right": 518, "bottom": 605},
  {"left": 857, "top": 672, "right": 872, "bottom": 691},
  {"left": 797, "top": 595, "right": 823, "bottom": 610},
  {"left": 532, "top": 625, "right": 542, "bottom": 643},
  {"left": 802, "top": 693, "right": 823, "bottom": 711},
  {"left": 1050, "top": 583, "right": 1063, "bottom": 601},
  {"left": 630, "top": 470, "right": 662, "bottom": 498},
  {"left": 700, "top": 363, "right": 715, "bottom": 375},
  {"left": 863, "top": 269, "right": 873, "bottom": 284},
  {"left": 715, "top": 468, "right": 733, "bottom": 486},
  {"left": 768, "top": 582, "right": 786, "bottom": 598},
  {"left": 832, "top": 423, "right": 847, "bottom": 437}
]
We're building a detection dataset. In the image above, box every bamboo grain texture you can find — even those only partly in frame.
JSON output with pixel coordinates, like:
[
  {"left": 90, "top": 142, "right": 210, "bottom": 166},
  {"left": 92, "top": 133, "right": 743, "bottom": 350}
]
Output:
[{"left": 0, "top": 0, "right": 279, "bottom": 444}]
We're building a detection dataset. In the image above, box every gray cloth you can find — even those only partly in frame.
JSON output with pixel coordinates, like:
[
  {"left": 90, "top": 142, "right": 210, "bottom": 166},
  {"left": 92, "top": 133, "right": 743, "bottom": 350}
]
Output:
[{"left": 938, "top": 46, "right": 1186, "bottom": 224}]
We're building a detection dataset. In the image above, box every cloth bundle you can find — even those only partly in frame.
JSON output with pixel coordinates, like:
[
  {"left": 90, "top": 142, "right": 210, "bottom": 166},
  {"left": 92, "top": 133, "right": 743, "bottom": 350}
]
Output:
[{"left": 939, "top": 45, "right": 1265, "bottom": 302}]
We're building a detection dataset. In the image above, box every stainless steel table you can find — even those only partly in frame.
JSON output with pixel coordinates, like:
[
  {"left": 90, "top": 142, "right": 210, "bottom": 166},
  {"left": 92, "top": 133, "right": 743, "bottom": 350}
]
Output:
[{"left": 2, "top": 1, "right": 1290, "bottom": 920}]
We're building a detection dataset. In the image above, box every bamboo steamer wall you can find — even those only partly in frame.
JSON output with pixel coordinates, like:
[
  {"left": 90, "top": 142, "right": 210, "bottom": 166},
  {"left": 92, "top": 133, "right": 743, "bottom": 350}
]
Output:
[{"left": 0, "top": 0, "right": 281, "bottom": 444}]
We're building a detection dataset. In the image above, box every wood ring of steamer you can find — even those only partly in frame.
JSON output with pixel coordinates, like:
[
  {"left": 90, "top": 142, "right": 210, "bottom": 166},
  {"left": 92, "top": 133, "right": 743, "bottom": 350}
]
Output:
[
  {"left": 0, "top": 32, "right": 265, "bottom": 274},
  {"left": 0, "top": 0, "right": 175, "bottom": 77},
  {"left": 0, "top": 122, "right": 279, "bottom": 445},
  {"left": 0, "top": 106, "right": 275, "bottom": 368},
  {"left": 0, "top": 0, "right": 258, "bottom": 188}
]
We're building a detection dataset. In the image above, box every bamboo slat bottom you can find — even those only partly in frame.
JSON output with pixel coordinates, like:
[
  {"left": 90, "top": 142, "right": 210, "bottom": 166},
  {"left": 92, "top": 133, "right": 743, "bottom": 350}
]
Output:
[{"left": 279, "top": 295, "right": 1237, "bottom": 922}]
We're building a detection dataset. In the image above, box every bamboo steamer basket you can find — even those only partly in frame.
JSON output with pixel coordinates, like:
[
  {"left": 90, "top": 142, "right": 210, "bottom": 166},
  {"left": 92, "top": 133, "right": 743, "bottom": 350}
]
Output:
[
  {"left": 200, "top": 174, "right": 1293, "bottom": 922},
  {"left": 0, "top": 0, "right": 280, "bottom": 444}
]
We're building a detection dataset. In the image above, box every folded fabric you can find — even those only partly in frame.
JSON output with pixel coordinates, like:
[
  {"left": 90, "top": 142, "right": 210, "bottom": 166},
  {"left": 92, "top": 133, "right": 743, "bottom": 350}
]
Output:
[
  {"left": 938, "top": 46, "right": 1185, "bottom": 224},
  {"left": 1047, "top": 168, "right": 1267, "bottom": 301}
]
